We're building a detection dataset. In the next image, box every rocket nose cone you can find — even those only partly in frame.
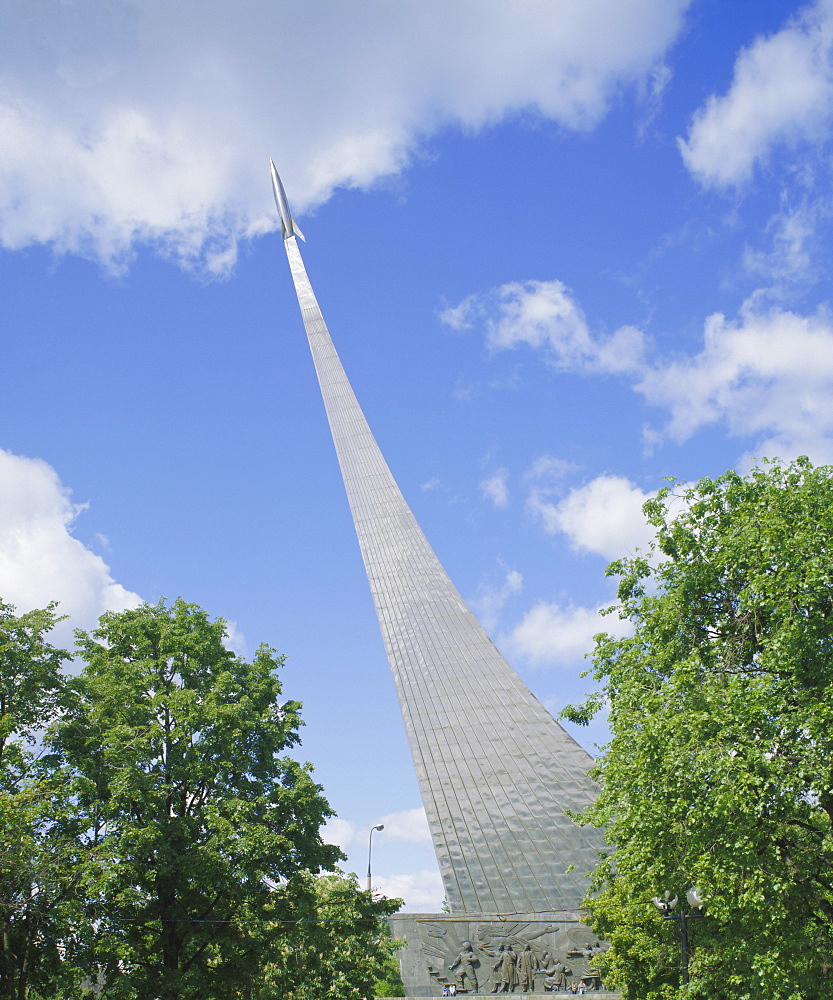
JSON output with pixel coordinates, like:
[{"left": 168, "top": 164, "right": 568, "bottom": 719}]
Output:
[{"left": 269, "top": 159, "right": 304, "bottom": 240}]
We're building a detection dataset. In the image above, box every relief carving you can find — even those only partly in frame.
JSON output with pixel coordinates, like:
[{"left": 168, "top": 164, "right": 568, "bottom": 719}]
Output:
[
  {"left": 418, "top": 918, "right": 607, "bottom": 994},
  {"left": 448, "top": 941, "right": 480, "bottom": 992}
]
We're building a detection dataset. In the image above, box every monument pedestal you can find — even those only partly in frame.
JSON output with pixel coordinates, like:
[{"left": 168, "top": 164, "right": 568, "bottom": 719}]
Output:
[
  {"left": 390, "top": 913, "right": 609, "bottom": 999},
  {"left": 276, "top": 186, "right": 614, "bottom": 1000}
]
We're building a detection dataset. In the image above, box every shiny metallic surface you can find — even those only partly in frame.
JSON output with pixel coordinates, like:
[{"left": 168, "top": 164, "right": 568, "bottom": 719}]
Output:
[
  {"left": 270, "top": 159, "right": 304, "bottom": 242},
  {"left": 279, "top": 211, "right": 607, "bottom": 914}
]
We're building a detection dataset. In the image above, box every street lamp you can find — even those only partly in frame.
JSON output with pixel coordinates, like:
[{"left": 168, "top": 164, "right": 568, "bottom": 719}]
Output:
[
  {"left": 653, "top": 887, "right": 704, "bottom": 984},
  {"left": 366, "top": 824, "right": 384, "bottom": 893}
]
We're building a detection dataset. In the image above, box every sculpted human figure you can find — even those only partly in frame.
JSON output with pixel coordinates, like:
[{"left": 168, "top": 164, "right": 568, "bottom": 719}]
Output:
[
  {"left": 542, "top": 959, "right": 570, "bottom": 993},
  {"left": 492, "top": 943, "right": 517, "bottom": 993},
  {"left": 517, "top": 943, "right": 537, "bottom": 992},
  {"left": 566, "top": 942, "right": 602, "bottom": 991},
  {"left": 449, "top": 941, "right": 479, "bottom": 992},
  {"left": 491, "top": 945, "right": 506, "bottom": 993},
  {"left": 581, "top": 943, "right": 602, "bottom": 991}
]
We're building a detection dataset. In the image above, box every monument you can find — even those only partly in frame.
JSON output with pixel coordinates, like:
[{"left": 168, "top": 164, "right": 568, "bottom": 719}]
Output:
[{"left": 271, "top": 161, "right": 610, "bottom": 995}]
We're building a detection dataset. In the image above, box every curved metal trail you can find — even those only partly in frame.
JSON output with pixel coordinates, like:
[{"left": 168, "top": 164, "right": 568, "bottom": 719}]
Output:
[{"left": 275, "top": 169, "right": 605, "bottom": 913}]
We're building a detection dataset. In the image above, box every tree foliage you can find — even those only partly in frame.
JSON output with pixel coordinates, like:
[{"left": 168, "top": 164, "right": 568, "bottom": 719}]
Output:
[
  {"left": 0, "top": 601, "right": 78, "bottom": 1000},
  {"left": 51, "top": 598, "right": 349, "bottom": 999},
  {"left": 371, "top": 952, "right": 406, "bottom": 999},
  {"left": 566, "top": 458, "right": 833, "bottom": 1000},
  {"left": 0, "top": 597, "right": 401, "bottom": 999},
  {"left": 256, "top": 872, "right": 403, "bottom": 999},
  {"left": 369, "top": 910, "right": 406, "bottom": 999}
]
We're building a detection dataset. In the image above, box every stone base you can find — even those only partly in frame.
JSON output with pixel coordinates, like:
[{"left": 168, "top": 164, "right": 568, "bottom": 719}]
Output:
[{"left": 389, "top": 912, "right": 610, "bottom": 999}]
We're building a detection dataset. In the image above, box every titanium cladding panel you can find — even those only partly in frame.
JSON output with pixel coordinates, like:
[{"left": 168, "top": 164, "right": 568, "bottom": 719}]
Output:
[{"left": 282, "top": 234, "right": 606, "bottom": 914}]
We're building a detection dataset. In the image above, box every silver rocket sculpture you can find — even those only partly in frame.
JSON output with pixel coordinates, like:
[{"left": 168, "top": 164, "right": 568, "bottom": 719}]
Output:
[
  {"left": 269, "top": 158, "right": 304, "bottom": 242},
  {"left": 272, "top": 159, "right": 605, "bottom": 915}
]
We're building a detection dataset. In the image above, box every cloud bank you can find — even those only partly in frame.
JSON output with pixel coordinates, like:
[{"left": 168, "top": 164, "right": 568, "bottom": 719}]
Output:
[
  {"left": 324, "top": 807, "right": 441, "bottom": 910},
  {"left": 680, "top": 0, "right": 833, "bottom": 188},
  {"left": 638, "top": 302, "right": 833, "bottom": 462},
  {"left": 528, "top": 473, "right": 656, "bottom": 559},
  {"left": 374, "top": 869, "right": 445, "bottom": 912},
  {"left": 505, "top": 600, "right": 632, "bottom": 668},
  {"left": 444, "top": 279, "right": 833, "bottom": 466},
  {"left": 0, "top": 0, "right": 689, "bottom": 272},
  {"left": 443, "top": 280, "right": 645, "bottom": 375},
  {"left": 0, "top": 449, "right": 141, "bottom": 644},
  {"left": 324, "top": 807, "right": 432, "bottom": 854},
  {"left": 498, "top": 469, "right": 650, "bottom": 669}
]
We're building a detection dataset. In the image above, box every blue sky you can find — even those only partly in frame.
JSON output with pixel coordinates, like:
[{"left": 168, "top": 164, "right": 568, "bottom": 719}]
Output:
[{"left": 2, "top": 0, "right": 833, "bottom": 909}]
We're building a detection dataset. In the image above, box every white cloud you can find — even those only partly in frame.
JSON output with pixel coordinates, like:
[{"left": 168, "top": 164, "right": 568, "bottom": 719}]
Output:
[
  {"left": 740, "top": 179, "right": 833, "bottom": 297},
  {"left": 453, "top": 268, "right": 833, "bottom": 464},
  {"left": 471, "top": 566, "right": 523, "bottom": 632},
  {"left": 505, "top": 600, "right": 631, "bottom": 668},
  {"left": 322, "top": 817, "right": 359, "bottom": 854},
  {"left": 486, "top": 280, "right": 594, "bottom": 360},
  {"left": 375, "top": 807, "right": 433, "bottom": 847},
  {"left": 222, "top": 620, "right": 248, "bottom": 658},
  {"left": 524, "top": 455, "right": 579, "bottom": 482},
  {"left": 374, "top": 868, "right": 445, "bottom": 912},
  {"left": 324, "top": 806, "right": 432, "bottom": 853},
  {"left": 743, "top": 203, "right": 823, "bottom": 287},
  {"left": 442, "top": 280, "right": 646, "bottom": 374},
  {"left": 480, "top": 468, "right": 510, "bottom": 507},
  {"left": 0, "top": 449, "right": 141, "bottom": 645},
  {"left": 637, "top": 301, "right": 833, "bottom": 462},
  {"left": 324, "top": 808, "right": 441, "bottom": 910},
  {"left": 679, "top": 0, "right": 833, "bottom": 187},
  {"left": 529, "top": 475, "right": 656, "bottom": 559},
  {"left": 0, "top": 0, "right": 690, "bottom": 271}
]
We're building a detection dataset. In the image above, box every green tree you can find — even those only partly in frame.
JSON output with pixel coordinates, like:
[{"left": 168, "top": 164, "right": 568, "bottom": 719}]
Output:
[
  {"left": 51, "top": 598, "right": 344, "bottom": 1000},
  {"left": 0, "top": 601, "right": 77, "bottom": 1000},
  {"left": 367, "top": 904, "right": 405, "bottom": 999},
  {"left": 566, "top": 458, "right": 833, "bottom": 1000},
  {"left": 371, "top": 953, "right": 406, "bottom": 999},
  {"left": 257, "top": 872, "right": 403, "bottom": 999}
]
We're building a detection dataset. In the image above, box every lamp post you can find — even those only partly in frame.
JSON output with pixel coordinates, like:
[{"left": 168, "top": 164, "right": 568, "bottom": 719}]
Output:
[
  {"left": 653, "top": 887, "right": 704, "bottom": 984},
  {"left": 366, "top": 824, "right": 384, "bottom": 893}
]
